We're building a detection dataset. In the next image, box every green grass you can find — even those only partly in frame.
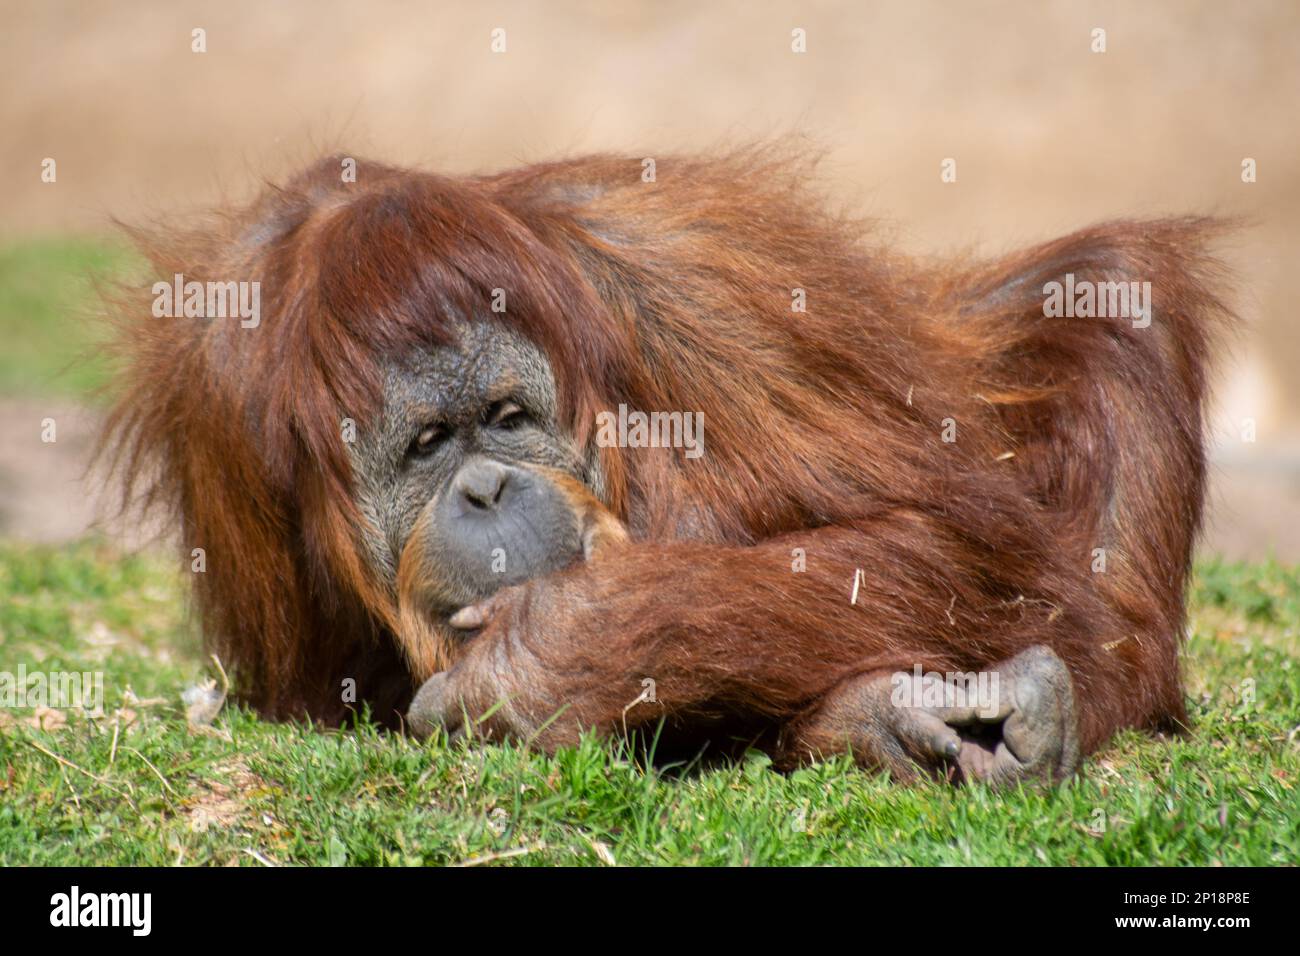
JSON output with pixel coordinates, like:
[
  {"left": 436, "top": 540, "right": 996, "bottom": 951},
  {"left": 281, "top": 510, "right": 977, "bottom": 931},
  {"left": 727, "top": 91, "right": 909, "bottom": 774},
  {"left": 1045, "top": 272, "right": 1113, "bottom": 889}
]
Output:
[
  {"left": 0, "top": 237, "right": 138, "bottom": 399},
  {"left": 0, "top": 539, "right": 1296, "bottom": 866}
]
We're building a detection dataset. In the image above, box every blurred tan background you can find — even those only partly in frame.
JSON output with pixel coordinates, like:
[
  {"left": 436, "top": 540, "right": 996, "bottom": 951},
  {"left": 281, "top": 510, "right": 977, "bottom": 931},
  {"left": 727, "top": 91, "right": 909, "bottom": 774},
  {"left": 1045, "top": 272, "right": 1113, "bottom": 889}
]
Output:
[{"left": 0, "top": 0, "right": 1297, "bottom": 557}]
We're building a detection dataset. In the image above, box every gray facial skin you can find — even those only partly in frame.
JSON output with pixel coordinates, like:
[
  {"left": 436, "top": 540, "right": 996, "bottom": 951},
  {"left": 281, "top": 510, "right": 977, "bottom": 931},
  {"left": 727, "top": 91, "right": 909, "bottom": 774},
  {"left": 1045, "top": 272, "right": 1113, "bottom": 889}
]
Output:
[{"left": 348, "top": 320, "right": 595, "bottom": 606}]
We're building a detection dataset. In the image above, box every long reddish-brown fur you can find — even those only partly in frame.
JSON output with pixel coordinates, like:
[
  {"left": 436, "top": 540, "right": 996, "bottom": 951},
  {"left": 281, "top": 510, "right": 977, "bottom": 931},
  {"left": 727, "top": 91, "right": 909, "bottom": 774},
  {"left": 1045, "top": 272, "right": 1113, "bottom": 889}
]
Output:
[{"left": 102, "top": 147, "right": 1233, "bottom": 755}]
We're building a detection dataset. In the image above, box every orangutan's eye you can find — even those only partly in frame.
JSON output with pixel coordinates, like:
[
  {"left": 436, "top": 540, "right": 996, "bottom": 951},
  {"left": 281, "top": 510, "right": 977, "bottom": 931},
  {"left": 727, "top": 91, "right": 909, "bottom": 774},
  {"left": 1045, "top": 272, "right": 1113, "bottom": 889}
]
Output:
[
  {"left": 408, "top": 423, "right": 446, "bottom": 458},
  {"left": 487, "top": 400, "right": 528, "bottom": 429}
]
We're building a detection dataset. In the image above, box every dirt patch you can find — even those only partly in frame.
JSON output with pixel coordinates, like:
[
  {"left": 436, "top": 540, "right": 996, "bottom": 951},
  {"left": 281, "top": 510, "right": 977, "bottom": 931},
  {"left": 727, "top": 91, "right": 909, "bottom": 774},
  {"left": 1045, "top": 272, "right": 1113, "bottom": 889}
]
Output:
[
  {"left": 0, "top": 397, "right": 163, "bottom": 548},
  {"left": 184, "top": 759, "right": 266, "bottom": 833}
]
